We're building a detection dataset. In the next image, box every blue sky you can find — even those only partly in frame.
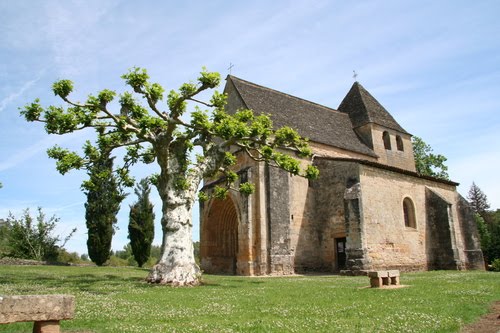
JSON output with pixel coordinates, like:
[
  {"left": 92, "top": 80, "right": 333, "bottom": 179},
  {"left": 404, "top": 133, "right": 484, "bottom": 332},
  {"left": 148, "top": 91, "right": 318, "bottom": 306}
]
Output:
[{"left": 1, "top": 1, "right": 499, "bottom": 255}]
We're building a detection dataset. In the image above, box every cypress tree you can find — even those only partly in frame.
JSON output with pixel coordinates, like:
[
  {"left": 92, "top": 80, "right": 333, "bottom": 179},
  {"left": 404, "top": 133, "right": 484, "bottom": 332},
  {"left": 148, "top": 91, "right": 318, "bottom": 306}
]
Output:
[
  {"left": 84, "top": 149, "right": 127, "bottom": 266},
  {"left": 128, "top": 178, "right": 155, "bottom": 267}
]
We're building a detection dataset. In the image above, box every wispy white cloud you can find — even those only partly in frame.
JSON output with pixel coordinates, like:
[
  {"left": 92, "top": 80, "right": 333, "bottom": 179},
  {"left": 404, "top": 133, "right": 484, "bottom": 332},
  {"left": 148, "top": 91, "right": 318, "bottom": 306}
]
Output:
[
  {"left": 0, "top": 136, "right": 59, "bottom": 172},
  {"left": 41, "top": 1, "right": 120, "bottom": 77},
  {"left": 0, "top": 129, "right": 89, "bottom": 172},
  {"left": 0, "top": 71, "right": 44, "bottom": 112}
]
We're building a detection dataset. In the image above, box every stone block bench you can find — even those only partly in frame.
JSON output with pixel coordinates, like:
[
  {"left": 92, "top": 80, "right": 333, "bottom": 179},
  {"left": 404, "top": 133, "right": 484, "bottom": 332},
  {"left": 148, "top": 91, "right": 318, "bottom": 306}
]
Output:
[
  {"left": 368, "top": 270, "right": 400, "bottom": 288},
  {"left": 0, "top": 295, "right": 74, "bottom": 333}
]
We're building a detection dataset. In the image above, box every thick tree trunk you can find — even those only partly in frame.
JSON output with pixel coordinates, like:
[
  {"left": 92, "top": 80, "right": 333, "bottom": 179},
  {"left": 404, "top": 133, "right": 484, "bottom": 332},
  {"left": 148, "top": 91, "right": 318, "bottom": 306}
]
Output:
[
  {"left": 146, "top": 199, "right": 201, "bottom": 286},
  {"left": 146, "top": 148, "right": 202, "bottom": 286}
]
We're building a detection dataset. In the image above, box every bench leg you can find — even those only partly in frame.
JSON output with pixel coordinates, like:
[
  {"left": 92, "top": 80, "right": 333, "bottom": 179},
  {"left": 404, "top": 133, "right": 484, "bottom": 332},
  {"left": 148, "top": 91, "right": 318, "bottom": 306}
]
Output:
[
  {"left": 390, "top": 276, "right": 400, "bottom": 285},
  {"left": 382, "top": 277, "right": 390, "bottom": 286},
  {"left": 33, "top": 320, "right": 60, "bottom": 333},
  {"left": 370, "top": 277, "right": 383, "bottom": 288}
]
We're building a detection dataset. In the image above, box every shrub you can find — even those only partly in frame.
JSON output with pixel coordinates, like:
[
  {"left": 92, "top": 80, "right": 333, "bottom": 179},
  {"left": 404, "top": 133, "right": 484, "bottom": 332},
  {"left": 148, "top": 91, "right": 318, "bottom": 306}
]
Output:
[
  {"left": 105, "top": 255, "right": 130, "bottom": 267},
  {"left": 6, "top": 208, "right": 75, "bottom": 261},
  {"left": 491, "top": 258, "right": 500, "bottom": 272}
]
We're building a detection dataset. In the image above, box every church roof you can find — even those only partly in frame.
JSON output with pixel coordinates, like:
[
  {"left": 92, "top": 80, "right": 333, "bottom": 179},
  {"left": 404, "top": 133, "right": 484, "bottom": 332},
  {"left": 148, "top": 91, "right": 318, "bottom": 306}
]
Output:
[
  {"left": 225, "top": 76, "right": 377, "bottom": 157},
  {"left": 338, "top": 82, "right": 408, "bottom": 134}
]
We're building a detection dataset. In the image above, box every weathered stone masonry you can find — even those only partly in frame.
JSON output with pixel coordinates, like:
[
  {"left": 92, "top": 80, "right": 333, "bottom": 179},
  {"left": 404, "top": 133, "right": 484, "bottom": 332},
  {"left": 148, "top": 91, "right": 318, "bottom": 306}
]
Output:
[{"left": 200, "top": 76, "right": 485, "bottom": 275}]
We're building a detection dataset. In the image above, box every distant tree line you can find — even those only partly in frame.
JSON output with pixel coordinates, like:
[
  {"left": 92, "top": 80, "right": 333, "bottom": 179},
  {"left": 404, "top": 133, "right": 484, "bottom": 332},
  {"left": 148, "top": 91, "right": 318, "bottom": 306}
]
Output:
[
  {"left": 0, "top": 175, "right": 159, "bottom": 267},
  {"left": 467, "top": 183, "right": 500, "bottom": 271}
]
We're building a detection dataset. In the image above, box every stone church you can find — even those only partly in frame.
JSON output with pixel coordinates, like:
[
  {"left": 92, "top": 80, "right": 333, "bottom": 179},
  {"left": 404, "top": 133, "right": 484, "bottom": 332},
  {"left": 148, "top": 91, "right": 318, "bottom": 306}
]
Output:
[{"left": 200, "top": 75, "right": 485, "bottom": 276}]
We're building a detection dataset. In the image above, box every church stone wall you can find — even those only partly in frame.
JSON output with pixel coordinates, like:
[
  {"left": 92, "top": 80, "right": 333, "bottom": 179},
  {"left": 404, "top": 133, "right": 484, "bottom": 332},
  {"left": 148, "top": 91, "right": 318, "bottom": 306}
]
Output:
[
  {"left": 456, "top": 195, "right": 486, "bottom": 269},
  {"left": 364, "top": 124, "right": 416, "bottom": 172},
  {"left": 357, "top": 164, "right": 480, "bottom": 272},
  {"left": 289, "top": 172, "right": 334, "bottom": 272},
  {"left": 266, "top": 165, "right": 294, "bottom": 274},
  {"left": 309, "top": 159, "right": 361, "bottom": 271}
]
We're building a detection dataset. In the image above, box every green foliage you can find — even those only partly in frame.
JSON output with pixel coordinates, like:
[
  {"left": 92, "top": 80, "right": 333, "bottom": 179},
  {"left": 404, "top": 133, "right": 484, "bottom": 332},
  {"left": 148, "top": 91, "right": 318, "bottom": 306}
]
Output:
[
  {"left": 128, "top": 178, "right": 155, "bottom": 267},
  {"left": 98, "top": 89, "right": 116, "bottom": 104},
  {"left": 491, "top": 258, "right": 500, "bottom": 271},
  {"left": 475, "top": 210, "right": 500, "bottom": 265},
  {"left": 5, "top": 208, "right": 75, "bottom": 261},
  {"left": 150, "top": 244, "right": 161, "bottom": 261},
  {"left": 121, "top": 67, "right": 149, "bottom": 92},
  {"left": 52, "top": 79, "right": 73, "bottom": 98},
  {"left": 85, "top": 149, "right": 127, "bottom": 266},
  {"left": 412, "top": 136, "right": 449, "bottom": 180},
  {"left": 467, "top": 182, "right": 490, "bottom": 217},
  {"left": 19, "top": 99, "right": 43, "bottom": 121},
  {"left": 57, "top": 249, "right": 86, "bottom": 264},
  {"left": 114, "top": 243, "right": 133, "bottom": 260},
  {"left": 0, "top": 220, "right": 10, "bottom": 257},
  {"left": 47, "top": 146, "right": 84, "bottom": 174},
  {"left": 198, "top": 191, "right": 209, "bottom": 202},
  {"left": 198, "top": 67, "right": 221, "bottom": 88},
  {"left": 305, "top": 164, "right": 320, "bottom": 180},
  {"left": 214, "top": 186, "right": 229, "bottom": 200},
  {"left": 273, "top": 152, "right": 300, "bottom": 174},
  {"left": 224, "top": 170, "right": 238, "bottom": 183},
  {"left": 21, "top": 67, "right": 319, "bottom": 283},
  {"left": 22, "top": 67, "right": 317, "bottom": 201},
  {"left": 222, "top": 152, "right": 237, "bottom": 166},
  {"left": 193, "top": 241, "right": 200, "bottom": 264},
  {"left": 239, "top": 182, "right": 255, "bottom": 196},
  {"left": 105, "top": 255, "right": 130, "bottom": 267},
  {"left": 475, "top": 214, "right": 491, "bottom": 252}
]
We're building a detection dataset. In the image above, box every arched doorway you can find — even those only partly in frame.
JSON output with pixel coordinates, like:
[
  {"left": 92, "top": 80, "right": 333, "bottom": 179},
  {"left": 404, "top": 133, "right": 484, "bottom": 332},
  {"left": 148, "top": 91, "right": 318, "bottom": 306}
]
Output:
[{"left": 200, "top": 196, "right": 239, "bottom": 274}]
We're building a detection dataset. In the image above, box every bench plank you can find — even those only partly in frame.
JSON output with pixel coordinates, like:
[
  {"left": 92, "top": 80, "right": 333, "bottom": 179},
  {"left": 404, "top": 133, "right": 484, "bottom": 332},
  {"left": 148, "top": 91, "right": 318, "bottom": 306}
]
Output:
[{"left": 0, "top": 295, "right": 74, "bottom": 325}]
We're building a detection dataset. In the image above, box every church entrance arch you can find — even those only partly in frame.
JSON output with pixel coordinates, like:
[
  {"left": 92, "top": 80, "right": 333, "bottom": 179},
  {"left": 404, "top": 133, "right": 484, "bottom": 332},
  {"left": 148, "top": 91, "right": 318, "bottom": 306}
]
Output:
[{"left": 200, "top": 196, "right": 239, "bottom": 274}]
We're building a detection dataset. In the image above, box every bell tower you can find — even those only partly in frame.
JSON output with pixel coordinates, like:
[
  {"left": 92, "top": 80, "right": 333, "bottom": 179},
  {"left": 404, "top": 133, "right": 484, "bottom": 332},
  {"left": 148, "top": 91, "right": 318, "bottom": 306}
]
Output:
[{"left": 338, "top": 82, "right": 416, "bottom": 171}]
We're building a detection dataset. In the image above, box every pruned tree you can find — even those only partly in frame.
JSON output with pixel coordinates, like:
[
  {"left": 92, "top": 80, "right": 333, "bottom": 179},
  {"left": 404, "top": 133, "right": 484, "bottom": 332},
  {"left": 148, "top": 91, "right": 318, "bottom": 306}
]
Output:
[
  {"left": 467, "top": 182, "right": 490, "bottom": 218},
  {"left": 21, "top": 67, "right": 318, "bottom": 286},
  {"left": 412, "top": 136, "right": 449, "bottom": 180},
  {"left": 129, "top": 178, "right": 155, "bottom": 267},
  {"left": 6, "top": 208, "right": 75, "bottom": 261}
]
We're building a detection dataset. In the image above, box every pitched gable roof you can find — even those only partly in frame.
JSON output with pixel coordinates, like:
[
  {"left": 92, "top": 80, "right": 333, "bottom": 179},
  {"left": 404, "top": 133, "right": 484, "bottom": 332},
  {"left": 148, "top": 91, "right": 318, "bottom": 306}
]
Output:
[
  {"left": 225, "top": 76, "right": 377, "bottom": 157},
  {"left": 338, "top": 82, "right": 408, "bottom": 134}
]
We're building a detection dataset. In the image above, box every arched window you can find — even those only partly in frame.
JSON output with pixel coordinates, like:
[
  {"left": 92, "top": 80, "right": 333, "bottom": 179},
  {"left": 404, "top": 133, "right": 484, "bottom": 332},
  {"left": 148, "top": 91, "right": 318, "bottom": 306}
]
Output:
[
  {"left": 396, "top": 135, "right": 404, "bottom": 151},
  {"left": 403, "top": 197, "right": 416, "bottom": 228},
  {"left": 383, "top": 131, "right": 391, "bottom": 150}
]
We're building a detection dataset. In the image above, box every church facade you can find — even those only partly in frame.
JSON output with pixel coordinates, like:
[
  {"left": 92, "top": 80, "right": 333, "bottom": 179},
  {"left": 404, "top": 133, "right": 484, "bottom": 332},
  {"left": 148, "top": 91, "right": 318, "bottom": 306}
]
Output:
[{"left": 200, "top": 76, "right": 485, "bottom": 276}]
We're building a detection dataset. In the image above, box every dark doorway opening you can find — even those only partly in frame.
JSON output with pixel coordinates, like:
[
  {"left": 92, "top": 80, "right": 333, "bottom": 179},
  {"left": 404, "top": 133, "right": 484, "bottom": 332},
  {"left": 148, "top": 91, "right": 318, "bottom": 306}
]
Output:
[{"left": 335, "top": 237, "right": 347, "bottom": 271}]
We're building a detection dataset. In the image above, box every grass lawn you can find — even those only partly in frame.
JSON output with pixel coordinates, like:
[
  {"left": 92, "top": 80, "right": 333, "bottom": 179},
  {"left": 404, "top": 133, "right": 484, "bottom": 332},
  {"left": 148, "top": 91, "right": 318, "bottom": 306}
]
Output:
[{"left": 0, "top": 266, "right": 498, "bottom": 333}]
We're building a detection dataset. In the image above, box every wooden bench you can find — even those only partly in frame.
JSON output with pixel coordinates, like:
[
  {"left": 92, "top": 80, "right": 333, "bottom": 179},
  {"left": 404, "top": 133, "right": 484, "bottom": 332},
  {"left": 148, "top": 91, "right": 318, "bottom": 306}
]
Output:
[
  {"left": 368, "top": 270, "right": 400, "bottom": 288},
  {"left": 0, "top": 295, "right": 74, "bottom": 333}
]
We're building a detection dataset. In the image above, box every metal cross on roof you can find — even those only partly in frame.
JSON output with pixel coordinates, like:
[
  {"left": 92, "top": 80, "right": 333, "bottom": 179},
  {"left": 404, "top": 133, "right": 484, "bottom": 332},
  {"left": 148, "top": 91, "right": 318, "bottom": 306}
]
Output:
[
  {"left": 228, "top": 62, "right": 234, "bottom": 75},
  {"left": 353, "top": 70, "right": 358, "bottom": 82}
]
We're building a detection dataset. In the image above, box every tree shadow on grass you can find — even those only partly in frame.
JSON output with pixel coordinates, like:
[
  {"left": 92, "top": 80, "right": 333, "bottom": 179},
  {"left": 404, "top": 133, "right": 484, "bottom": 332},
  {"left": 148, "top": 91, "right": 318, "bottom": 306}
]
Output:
[{"left": 0, "top": 270, "right": 147, "bottom": 295}]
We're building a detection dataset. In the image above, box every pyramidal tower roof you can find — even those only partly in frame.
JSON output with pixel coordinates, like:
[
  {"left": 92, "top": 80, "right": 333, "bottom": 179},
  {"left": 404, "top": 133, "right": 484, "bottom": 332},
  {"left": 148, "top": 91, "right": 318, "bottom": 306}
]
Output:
[{"left": 338, "top": 82, "right": 408, "bottom": 134}]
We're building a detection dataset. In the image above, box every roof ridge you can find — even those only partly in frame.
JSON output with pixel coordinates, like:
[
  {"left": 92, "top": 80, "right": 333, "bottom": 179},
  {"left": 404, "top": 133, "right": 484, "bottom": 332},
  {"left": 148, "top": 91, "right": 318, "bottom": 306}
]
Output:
[
  {"left": 227, "top": 75, "right": 341, "bottom": 115},
  {"left": 224, "top": 75, "right": 378, "bottom": 157},
  {"left": 338, "top": 81, "right": 408, "bottom": 134}
]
